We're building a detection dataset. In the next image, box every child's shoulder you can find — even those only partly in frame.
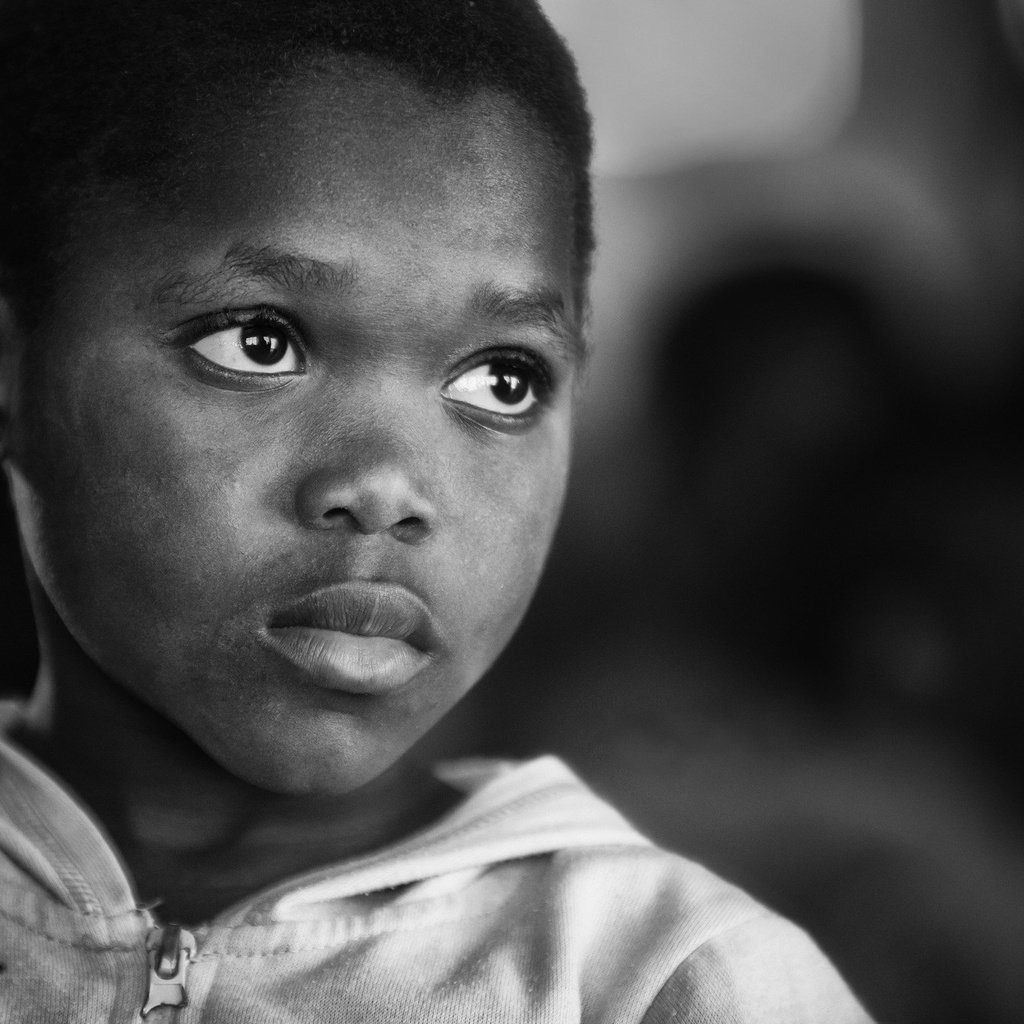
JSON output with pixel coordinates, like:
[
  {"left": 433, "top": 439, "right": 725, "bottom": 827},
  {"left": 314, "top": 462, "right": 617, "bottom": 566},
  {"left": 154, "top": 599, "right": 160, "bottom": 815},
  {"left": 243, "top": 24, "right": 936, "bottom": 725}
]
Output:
[{"left": 426, "top": 754, "right": 874, "bottom": 1023}]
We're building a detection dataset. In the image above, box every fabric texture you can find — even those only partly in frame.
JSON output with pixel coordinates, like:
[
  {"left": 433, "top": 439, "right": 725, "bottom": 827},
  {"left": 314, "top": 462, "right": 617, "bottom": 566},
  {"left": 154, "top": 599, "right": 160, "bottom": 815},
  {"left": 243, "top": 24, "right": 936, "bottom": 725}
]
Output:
[{"left": 0, "top": 733, "right": 874, "bottom": 1023}]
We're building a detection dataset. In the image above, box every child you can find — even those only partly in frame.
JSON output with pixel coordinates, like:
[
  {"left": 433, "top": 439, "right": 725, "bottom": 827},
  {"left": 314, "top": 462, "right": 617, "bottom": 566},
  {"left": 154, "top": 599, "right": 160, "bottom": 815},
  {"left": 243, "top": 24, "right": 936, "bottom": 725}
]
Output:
[{"left": 0, "top": 0, "right": 873, "bottom": 1020}]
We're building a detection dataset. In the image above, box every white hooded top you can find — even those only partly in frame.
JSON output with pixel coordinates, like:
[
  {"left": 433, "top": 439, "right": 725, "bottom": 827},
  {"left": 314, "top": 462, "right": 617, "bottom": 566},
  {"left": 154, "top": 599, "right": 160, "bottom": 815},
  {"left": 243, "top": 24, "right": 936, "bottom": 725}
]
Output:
[{"left": 0, "top": 733, "right": 873, "bottom": 1023}]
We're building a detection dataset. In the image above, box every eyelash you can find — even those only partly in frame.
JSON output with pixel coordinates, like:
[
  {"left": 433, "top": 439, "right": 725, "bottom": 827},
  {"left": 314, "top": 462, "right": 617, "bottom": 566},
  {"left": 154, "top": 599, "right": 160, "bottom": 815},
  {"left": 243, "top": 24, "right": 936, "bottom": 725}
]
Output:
[
  {"left": 183, "top": 306, "right": 303, "bottom": 353},
  {"left": 446, "top": 347, "right": 555, "bottom": 414},
  {"left": 176, "top": 308, "right": 558, "bottom": 413},
  {"left": 174, "top": 306, "right": 305, "bottom": 387}
]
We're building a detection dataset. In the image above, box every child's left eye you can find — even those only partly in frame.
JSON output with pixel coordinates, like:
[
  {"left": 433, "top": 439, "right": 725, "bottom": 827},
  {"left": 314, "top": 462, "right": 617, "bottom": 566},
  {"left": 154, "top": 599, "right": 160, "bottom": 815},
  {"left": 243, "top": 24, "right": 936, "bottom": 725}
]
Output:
[
  {"left": 190, "top": 323, "right": 301, "bottom": 374},
  {"left": 442, "top": 358, "right": 545, "bottom": 417}
]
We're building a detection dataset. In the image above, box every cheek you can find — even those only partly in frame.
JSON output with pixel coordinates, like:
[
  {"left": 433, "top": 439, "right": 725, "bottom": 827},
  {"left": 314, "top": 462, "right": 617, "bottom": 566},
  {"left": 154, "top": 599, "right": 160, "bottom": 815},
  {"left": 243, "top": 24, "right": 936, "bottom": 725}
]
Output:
[
  {"left": 445, "top": 424, "right": 570, "bottom": 674},
  {"left": 13, "top": 357, "right": 267, "bottom": 656}
]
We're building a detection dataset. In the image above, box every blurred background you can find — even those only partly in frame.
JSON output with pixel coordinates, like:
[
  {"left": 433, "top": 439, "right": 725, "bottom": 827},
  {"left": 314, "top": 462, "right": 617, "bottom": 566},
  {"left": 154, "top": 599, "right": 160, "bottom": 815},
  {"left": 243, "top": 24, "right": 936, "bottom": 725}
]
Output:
[
  {"left": 3, "top": 0, "right": 1024, "bottom": 1021},
  {"left": 433, "top": 1, "right": 1024, "bottom": 1021}
]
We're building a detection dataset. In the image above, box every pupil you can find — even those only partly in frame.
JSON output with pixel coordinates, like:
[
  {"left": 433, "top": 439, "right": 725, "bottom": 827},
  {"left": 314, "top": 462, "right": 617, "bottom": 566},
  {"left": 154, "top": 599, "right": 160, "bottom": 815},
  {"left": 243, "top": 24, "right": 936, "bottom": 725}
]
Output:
[
  {"left": 490, "top": 364, "right": 529, "bottom": 405},
  {"left": 241, "top": 327, "right": 286, "bottom": 365}
]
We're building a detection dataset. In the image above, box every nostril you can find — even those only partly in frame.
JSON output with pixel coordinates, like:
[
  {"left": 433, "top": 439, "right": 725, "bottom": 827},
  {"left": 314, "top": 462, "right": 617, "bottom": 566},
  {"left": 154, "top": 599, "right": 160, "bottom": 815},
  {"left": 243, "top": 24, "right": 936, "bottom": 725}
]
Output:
[
  {"left": 314, "top": 507, "right": 429, "bottom": 543},
  {"left": 391, "top": 516, "right": 430, "bottom": 544},
  {"left": 296, "top": 468, "right": 434, "bottom": 539},
  {"left": 320, "top": 506, "right": 369, "bottom": 533}
]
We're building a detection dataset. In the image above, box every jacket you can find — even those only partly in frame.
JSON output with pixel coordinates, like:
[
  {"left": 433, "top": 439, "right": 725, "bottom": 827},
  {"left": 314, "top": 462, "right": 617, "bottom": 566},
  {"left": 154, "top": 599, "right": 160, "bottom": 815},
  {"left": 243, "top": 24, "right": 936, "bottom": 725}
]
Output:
[{"left": 0, "top": 734, "right": 873, "bottom": 1023}]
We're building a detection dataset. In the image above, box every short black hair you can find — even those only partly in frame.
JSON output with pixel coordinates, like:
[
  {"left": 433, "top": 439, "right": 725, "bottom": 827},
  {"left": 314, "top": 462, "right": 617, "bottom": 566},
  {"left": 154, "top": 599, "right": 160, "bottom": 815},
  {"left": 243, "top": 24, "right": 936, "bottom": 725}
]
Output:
[{"left": 0, "top": 0, "right": 593, "bottom": 321}]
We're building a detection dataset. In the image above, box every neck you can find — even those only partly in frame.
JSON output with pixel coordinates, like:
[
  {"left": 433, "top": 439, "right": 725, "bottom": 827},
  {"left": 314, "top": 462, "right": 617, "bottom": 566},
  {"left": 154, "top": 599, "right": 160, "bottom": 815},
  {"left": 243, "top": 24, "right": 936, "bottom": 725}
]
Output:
[{"left": 12, "top": 590, "right": 457, "bottom": 924}]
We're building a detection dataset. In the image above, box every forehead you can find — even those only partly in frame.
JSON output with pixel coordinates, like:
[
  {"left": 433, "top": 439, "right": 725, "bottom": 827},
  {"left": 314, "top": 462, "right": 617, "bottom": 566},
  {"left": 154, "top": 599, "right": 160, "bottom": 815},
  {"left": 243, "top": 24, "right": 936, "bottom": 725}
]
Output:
[
  {"left": 56, "top": 70, "right": 580, "bottom": 337},
  {"left": 190, "top": 71, "right": 563, "bottom": 202}
]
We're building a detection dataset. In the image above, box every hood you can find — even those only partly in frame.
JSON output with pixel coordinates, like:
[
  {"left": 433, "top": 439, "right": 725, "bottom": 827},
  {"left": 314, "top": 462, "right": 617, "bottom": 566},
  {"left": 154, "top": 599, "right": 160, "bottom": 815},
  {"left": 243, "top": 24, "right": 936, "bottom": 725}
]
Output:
[{"left": 246, "top": 755, "right": 651, "bottom": 922}]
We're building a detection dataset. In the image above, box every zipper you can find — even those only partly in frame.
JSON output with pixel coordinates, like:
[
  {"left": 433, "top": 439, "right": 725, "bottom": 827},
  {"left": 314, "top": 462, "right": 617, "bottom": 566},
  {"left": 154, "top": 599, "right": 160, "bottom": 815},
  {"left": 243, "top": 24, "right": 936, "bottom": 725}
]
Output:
[{"left": 141, "top": 923, "right": 197, "bottom": 1018}]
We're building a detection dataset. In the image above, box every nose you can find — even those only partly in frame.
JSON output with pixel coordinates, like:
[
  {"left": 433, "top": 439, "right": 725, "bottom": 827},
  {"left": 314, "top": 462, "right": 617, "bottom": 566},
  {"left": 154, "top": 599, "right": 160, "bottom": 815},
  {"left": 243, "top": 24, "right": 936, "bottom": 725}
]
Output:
[{"left": 295, "top": 463, "right": 435, "bottom": 544}]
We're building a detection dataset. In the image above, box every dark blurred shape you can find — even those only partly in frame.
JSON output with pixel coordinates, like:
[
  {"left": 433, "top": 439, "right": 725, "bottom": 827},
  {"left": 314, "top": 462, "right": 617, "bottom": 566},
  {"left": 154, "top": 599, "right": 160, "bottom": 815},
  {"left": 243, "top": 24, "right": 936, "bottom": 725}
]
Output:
[
  {"left": 651, "top": 265, "right": 1024, "bottom": 771},
  {"left": 651, "top": 268, "right": 888, "bottom": 689}
]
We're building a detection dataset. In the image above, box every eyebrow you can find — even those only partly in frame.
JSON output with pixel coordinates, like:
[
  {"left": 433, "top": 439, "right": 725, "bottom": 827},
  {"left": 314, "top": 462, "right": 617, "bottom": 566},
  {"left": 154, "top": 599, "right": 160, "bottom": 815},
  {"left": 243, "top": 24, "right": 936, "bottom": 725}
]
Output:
[
  {"left": 469, "top": 283, "right": 584, "bottom": 363},
  {"left": 152, "top": 243, "right": 357, "bottom": 306},
  {"left": 152, "top": 244, "right": 584, "bottom": 361}
]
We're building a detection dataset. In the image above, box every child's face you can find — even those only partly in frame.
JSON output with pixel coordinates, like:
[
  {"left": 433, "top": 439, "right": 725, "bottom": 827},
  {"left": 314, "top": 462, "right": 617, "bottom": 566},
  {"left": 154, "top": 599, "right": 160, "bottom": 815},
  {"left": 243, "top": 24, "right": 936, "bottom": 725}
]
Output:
[{"left": 5, "top": 74, "right": 580, "bottom": 793}]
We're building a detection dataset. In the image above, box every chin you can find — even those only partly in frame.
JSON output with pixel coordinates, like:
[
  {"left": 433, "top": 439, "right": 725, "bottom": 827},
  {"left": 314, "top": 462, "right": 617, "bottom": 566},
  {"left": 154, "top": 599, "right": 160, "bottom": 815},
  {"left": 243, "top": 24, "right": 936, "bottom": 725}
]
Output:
[{"left": 199, "top": 717, "right": 413, "bottom": 797}]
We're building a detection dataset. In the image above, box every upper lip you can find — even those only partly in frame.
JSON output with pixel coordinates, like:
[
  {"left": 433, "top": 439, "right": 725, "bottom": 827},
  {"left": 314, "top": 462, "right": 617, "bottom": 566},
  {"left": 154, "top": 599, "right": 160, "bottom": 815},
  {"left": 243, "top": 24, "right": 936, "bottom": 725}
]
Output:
[{"left": 268, "top": 581, "right": 435, "bottom": 650}]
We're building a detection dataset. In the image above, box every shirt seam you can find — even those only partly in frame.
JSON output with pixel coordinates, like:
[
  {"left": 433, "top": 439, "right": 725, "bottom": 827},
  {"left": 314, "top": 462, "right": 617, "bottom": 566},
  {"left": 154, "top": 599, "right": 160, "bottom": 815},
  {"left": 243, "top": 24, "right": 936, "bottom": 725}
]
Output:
[
  {"left": 0, "top": 903, "right": 143, "bottom": 953},
  {"left": 194, "top": 901, "right": 510, "bottom": 960}
]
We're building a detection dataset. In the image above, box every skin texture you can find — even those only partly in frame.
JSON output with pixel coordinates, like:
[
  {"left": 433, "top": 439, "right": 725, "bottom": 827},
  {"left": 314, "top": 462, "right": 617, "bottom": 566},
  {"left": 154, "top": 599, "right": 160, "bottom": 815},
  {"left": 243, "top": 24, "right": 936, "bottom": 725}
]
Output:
[{"left": 0, "top": 72, "right": 580, "bottom": 920}]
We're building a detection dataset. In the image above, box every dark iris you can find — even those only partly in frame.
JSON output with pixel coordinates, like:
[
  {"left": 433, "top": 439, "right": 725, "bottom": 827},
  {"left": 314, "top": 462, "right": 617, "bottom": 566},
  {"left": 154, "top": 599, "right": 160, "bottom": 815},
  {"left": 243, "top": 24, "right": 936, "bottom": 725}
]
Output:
[
  {"left": 240, "top": 326, "right": 288, "bottom": 365},
  {"left": 490, "top": 362, "right": 530, "bottom": 405}
]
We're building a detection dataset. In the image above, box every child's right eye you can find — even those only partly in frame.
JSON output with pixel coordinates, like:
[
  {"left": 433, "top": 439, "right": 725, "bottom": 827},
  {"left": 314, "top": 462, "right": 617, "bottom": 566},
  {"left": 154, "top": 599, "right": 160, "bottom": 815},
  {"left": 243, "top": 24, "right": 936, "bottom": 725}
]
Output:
[{"left": 190, "top": 323, "right": 302, "bottom": 375}]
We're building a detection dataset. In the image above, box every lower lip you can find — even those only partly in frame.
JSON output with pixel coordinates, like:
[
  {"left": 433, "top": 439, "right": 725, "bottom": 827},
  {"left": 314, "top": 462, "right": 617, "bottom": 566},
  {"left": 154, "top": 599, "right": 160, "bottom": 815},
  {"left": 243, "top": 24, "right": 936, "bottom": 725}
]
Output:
[{"left": 262, "top": 627, "right": 431, "bottom": 695}]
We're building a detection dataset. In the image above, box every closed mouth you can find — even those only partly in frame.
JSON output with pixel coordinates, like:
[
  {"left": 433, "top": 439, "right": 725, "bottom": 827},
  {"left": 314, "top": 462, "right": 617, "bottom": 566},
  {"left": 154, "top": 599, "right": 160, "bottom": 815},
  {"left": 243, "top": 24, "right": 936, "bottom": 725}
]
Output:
[
  {"left": 261, "top": 581, "right": 435, "bottom": 694},
  {"left": 269, "top": 580, "right": 433, "bottom": 646}
]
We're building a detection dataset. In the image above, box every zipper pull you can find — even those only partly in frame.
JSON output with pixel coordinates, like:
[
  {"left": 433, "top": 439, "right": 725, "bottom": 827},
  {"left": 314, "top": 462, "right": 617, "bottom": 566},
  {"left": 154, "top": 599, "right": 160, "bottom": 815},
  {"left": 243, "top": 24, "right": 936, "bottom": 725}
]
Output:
[{"left": 142, "top": 923, "right": 197, "bottom": 1018}]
